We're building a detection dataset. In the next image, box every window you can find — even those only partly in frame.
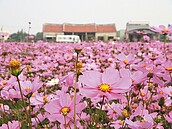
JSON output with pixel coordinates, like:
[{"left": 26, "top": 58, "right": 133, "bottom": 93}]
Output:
[
  {"left": 98, "top": 36, "right": 104, "bottom": 41},
  {"left": 108, "top": 36, "right": 114, "bottom": 40}
]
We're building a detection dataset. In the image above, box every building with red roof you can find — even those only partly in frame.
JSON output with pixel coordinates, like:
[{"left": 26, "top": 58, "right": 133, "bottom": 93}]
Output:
[{"left": 43, "top": 23, "right": 117, "bottom": 42}]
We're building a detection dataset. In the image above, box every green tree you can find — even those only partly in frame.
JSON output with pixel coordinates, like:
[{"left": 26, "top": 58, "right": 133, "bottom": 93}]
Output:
[
  {"left": 34, "top": 32, "right": 43, "bottom": 41},
  {"left": 7, "top": 30, "right": 29, "bottom": 42}
]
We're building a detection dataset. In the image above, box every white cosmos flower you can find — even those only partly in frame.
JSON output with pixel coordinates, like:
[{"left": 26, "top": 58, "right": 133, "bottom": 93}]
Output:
[{"left": 46, "top": 79, "right": 59, "bottom": 86}]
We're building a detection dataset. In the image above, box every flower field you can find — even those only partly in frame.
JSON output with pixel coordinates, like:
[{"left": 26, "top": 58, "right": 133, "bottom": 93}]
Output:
[{"left": 0, "top": 40, "right": 172, "bottom": 129}]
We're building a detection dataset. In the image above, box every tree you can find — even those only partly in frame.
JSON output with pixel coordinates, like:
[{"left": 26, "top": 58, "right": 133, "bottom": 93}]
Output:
[
  {"left": 34, "top": 32, "right": 43, "bottom": 41},
  {"left": 7, "top": 30, "right": 29, "bottom": 42}
]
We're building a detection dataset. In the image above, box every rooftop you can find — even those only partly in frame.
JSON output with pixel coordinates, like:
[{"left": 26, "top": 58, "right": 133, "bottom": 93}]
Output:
[{"left": 43, "top": 23, "right": 116, "bottom": 33}]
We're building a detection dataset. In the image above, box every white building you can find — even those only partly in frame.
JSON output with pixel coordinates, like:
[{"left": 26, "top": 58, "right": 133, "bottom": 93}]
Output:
[
  {"left": 43, "top": 23, "right": 117, "bottom": 42},
  {"left": 0, "top": 30, "right": 10, "bottom": 42}
]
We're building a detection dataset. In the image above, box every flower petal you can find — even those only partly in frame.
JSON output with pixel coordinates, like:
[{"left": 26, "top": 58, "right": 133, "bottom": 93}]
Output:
[
  {"left": 79, "top": 87, "right": 99, "bottom": 98},
  {"left": 79, "top": 71, "right": 101, "bottom": 88},
  {"left": 102, "top": 67, "right": 120, "bottom": 84}
]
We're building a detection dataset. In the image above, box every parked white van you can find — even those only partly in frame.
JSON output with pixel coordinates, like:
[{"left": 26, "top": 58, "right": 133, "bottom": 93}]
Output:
[{"left": 56, "top": 35, "right": 80, "bottom": 43}]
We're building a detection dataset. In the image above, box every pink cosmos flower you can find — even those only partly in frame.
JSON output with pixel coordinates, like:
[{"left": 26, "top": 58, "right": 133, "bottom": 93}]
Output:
[
  {"left": 1, "top": 89, "right": 21, "bottom": 99},
  {"left": 31, "top": 113, "right": 48, "bottom": 126},
  {"left": 143, "top": 35, "right": 150, "bottom": 42},
  {"left": 106, "top": 103, "right": 123, "bottom": 120},
  {"left": 59, "top": 72, "right": 75, "bottom": 87},
  {"left": 30, "top": 92, "right": 54, "bottom": 105},
  {"left": 79, "top": 67, "right": 132, "bottom": 100},
  {"left": 163, "top": 60, "right": 172, "bottom": 73},
  {"left": 119, "top": 68, "right": 146, "bottom": 85},
  {"left": 164, "top": 111, "right": 172, "bottom": 123},
  {"left": 14, "top": 77, "right": 42, "bottom": 95},
  {"left": 151, "top": 25, "right": 172, "bottom": 35},
  {"left": 44, "top": 92, "right": 86, "bottom": 127},
  {"left": 64, "top": 53, "right": 73, "bottom": 61},
  {"left": 163, "top": 86, "right": 172, "bottom": 97},
  {"left": 0, "top": 120, "right": 21, "bottom": 129},
  {"left": 0, "top": 104, "right": 9, "bottom": 112},
  {"left": 110, "top": 120, "right": 125, "bottom": 129},
  {"left": 125, "top": 119, "right": 140, "bottom": 129},
  {"left": 168, "top": 35, "right": 172, "bottom": 40},
  {"left": 115, "top": 53, "right": 139, "bottom": 65},
  {"left": 136, "top": 30, "right": 146, "bottom": 35},
  {"left": 137, "top": 110, "right": 156, "bottom": 129}
]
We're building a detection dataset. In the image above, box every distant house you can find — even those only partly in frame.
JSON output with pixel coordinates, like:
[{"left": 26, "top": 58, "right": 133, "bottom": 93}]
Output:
[
  {"left": 124, "top": 21, "right": 159, "bottom": 42},
  {"left": 0, "top": 30, "right": 9, "bottom": 42},
  {"left": 116, "top": 29, "right": 125, "bottom": 42},
  {"left": 43, "top": 23, "right": 117, "bottom": 42}
]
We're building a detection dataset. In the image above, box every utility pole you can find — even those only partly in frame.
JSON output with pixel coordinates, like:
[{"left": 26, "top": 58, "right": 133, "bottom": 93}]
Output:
[{"left": 28, "top": 22, "right": 31, "bottom": 42}]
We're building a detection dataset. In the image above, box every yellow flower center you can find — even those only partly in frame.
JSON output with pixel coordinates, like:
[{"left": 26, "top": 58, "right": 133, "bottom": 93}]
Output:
[
  {"left": 141, "top": 119, "right": 146, "bottom": 123},
  {"left": 119, "top": 121, "right": 124, "bottom": 125},
  {"left": 155, "top": 105, "right": 159, "bottom": 109},
  {"left": 2, "top": 81, "right": 7, "bottom": 85},
  {"left": 151, "top": 55, "right": 156, "bottom": 58},
  {"left": 0, "top": 103, "right": 3, "bottom": 108},
  {"left": 105, "top": 105, "right": 108, "bottom": 109},
  {"left": 67, "top": 50, "right": 71, "bottom": 53},
  {"left": 26, "top": 65, "right": 31, "bottom": 71},
  {"left": 98, "top": 58, "right": 102, "bottom": 62},
  {"left": 140, "top": 92, "right": 145, "bottom": 97},
  {"left": 147, "top": 67, "right": 152, "bottom": 71},
  {"left": 123, "top": 59, "right": 129, "bottom": 64},
  {"left": 148, "top": 82, "right": 153, "bottom": 87},
  {"left": 159, "top": 91, "right": 164, "bottom": 94},
  {"left": 25, "top": 87, "right": 31, "bottom": 92},
  {"left": 53, "top": 81, "right": 57, "bottom": 85},
  {"left": 166, "top": 67, "right": 172, "bottom": 71},
  {"left": 131, "top": 105, "right": 137, "bottom": 109},
  {"left": 70, "top": 95, "right": 74, "bottom": 99},
  {"left": 141, "top": 63, "right": 146, "bottom": 67},
  {"left": 162, "top": 29, "right": 167, "bottom": 33},
  {"left": 98, "top": 84, "right": 111, "bottom": 92},
  {"left": 31, "top": 93, "right": 35, "bottom": 97},
  {"left": 61, "top": 107, "right": 70, "bottom": 116},
  {"left": 9, "top": 60, "right": 20, "bottom": 68}
]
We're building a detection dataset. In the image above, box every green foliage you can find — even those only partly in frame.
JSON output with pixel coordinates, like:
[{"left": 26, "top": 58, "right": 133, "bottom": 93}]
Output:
[
  {"left": 7, "top": 30, "right": 43, "bottom": 42},
  {"left": 35, "top": 32, "right": 43, "bottom": 41},
  {"left": 7, "top": 30, "right": 28, "bottom": 42}
]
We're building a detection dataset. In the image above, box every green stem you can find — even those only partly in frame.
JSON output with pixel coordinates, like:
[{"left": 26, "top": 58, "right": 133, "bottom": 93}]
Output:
[
  {"left": 86, "top": 100, "right": 93, "bottom": 125},
  {"left": 64, "top": 116, "right": 67, "bottom": 129},
  {"left": 2, "top": 104, "right": 9, "bottom": 129},
  {"left": 100, "top": 95, "right": 105, "bottom": 110},
  {"left": 74, "top": 52, "right": 79, "bottom": 129},
  {"left": 16, "top": 76, "right": 32, "bottom": 129},
  {"left": 170, "top": 72, "right": 172, "bottom": 81},
  {"left": 164, "top": 35, "right": 167, "bottom": 59},
  {"left": 95, "top": 96, "right": 105, "bottom": 128}
]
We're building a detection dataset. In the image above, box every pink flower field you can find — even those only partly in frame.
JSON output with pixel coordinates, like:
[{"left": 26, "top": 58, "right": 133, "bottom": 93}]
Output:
[{"left": 0, "top": 40, "right": 172, "bottom": 129}]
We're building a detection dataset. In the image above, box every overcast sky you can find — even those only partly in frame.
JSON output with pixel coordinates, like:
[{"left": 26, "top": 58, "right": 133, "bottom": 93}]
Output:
[{"left": 0, "top": 0, "right": 172, "bottom": 34}]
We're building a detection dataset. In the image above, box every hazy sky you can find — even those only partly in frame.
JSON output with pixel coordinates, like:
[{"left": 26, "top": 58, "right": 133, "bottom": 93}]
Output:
[{"left": 0, "top": 0, "right": 172, "bottom": 34}]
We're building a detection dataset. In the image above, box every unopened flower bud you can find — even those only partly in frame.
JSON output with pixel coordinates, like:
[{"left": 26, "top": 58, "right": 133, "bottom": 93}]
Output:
[
  {"left": 9, "top": 59, "right": 21, "bottom": 77},
  {"left": 74, "top": 47, "right": 82, "bottom": 54},
  {"left": 122, "top": 109, "right": 129, "bottom": 117},
  {"left": 77, "top": 61, "right": 82, "bottom": 69}
]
